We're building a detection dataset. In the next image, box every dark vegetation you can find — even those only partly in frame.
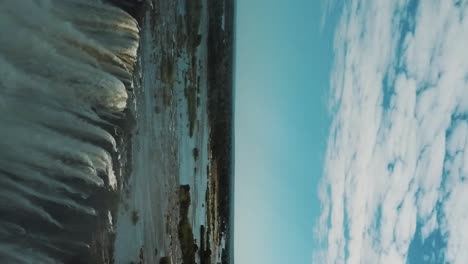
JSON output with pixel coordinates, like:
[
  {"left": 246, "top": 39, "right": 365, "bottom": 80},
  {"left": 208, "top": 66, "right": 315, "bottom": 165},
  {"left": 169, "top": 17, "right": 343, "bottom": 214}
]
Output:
[
  {"left": 207, "top": 0, "right": 235, "bottom": 263},
  {"left": 184, "top": 77, "right": 199, "bottom": 137},
  {"left": 185, "top": 0, "right": 203, "bottom": 51},
  {"left": 159, "top": 256, "right": 171, "bottom": 264},
  {"left": 160, "top": 54, "right": 176, "bottom": 85},
  {"left": 178, "top": 185, "right": 198, "bottom": 264},
  {"left": 131, "top": 210, "right": 140, "bottom": 225},
  {"left": 106, "top": 0, "right": 145, "bottom": 18},
  {"left": 183, "top": 0, "right": 203, "bottom": 137},
  {"left": 199, "top": 225, "right": 212, "bottom": 264},
  {"left": 193, "top": 147, "right": 199, "bottom": 161},
  {"left": 158, "top": 53, "right": 175, "bottom": 110}
]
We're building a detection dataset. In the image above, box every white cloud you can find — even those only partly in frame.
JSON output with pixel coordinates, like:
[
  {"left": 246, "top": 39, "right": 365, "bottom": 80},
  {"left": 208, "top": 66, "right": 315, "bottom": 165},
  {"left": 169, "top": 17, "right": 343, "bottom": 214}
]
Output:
[{"left": 315, "top": 0, "right": 468, "bottom": 263}]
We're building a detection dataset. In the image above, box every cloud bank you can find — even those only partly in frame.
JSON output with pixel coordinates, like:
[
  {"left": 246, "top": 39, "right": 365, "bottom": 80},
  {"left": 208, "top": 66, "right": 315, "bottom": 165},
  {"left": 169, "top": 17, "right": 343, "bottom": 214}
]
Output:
[{"left": 316, "top": 0, "right": 468, "bottom": 263}]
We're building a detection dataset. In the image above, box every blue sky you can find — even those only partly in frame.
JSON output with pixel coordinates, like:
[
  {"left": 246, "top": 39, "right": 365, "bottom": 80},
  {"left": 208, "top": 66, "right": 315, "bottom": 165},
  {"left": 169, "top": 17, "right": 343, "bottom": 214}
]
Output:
[
  {"left": 312, "top": 0, "right": 468, "bottom": 263},
  {"left": 234, "top": 1, "right": 337, "bottom": 263}
]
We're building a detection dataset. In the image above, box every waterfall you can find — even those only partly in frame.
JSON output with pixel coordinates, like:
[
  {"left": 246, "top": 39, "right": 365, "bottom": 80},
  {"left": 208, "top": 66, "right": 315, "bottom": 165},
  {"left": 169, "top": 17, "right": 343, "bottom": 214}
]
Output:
[{"left": 0, "top": 0, "right": 139, "bottom": 262}]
